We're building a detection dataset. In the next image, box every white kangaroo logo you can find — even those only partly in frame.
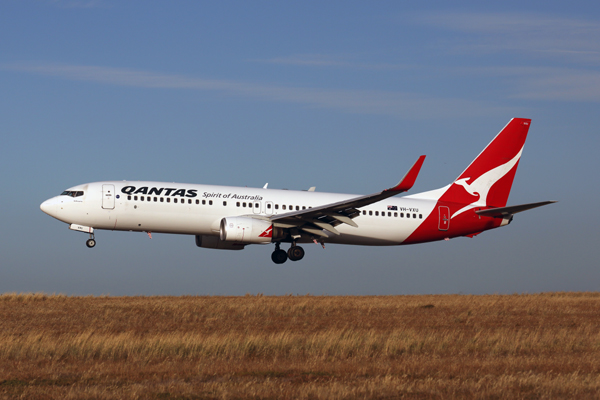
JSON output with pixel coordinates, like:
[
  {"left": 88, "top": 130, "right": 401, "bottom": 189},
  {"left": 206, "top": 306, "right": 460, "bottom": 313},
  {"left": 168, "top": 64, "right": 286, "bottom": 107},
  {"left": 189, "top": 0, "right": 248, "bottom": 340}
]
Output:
[{"left": 451, "top": 147, "right": 523, "bottom": 219}]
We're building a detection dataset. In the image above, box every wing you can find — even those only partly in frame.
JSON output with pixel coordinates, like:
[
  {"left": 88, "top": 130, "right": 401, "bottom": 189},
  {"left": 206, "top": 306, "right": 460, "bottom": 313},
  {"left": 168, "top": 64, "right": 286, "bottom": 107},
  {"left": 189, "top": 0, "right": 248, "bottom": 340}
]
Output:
[{"left": 270, "top": 156, "right": 426, "bottom": 237}]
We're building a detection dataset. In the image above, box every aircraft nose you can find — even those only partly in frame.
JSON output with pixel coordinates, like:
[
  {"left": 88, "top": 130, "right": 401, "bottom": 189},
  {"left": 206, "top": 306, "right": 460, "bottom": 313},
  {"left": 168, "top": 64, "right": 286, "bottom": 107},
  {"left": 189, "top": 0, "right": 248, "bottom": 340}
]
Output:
[
  {"left": 40, "top": 197, "right": 60, "bottom": 218},
  {"left": 40, "top": 199, "right": 50, "bottom": 214}
]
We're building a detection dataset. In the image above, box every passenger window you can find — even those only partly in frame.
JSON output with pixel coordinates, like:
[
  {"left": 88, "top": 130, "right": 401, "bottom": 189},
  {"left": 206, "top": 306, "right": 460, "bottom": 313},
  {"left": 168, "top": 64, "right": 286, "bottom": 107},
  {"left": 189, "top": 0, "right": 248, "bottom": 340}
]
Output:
[
  {"left": 174, "top": 198, "right": 177, "bottom": 203},
  {"left": 388, "top": 212, "right": 391, "bottom": 217},
  {"left": 362, "top": 210, "right": 366, "bottom": 215},
  {"left": 243, "top": 202, "right": 247, "bottom": 207},
  {"left": 375, "top": 211, "right": 379, "bottom": 216},
  {"left": 289, "top": 205, "right": 293, "bottom": 210},
  {"left": 419, "top": 214, "right": 423, "bottom": 219},
  {"left": 147, "top": 197, "right": 151, "bottom": 201},
  {"left": 406, "top": 213, "right": 410, "bottom": 218},
  {"left": 236, "top": 202, "right": 240, "bottom": 207},
  {"left": 202, "top": 200, "right": 206, "bottom": 205},
  {"left": 413, "top": 214, "right": 417, "bottom": 219},
  {"left": 369, "top": 211, "right": 373, "bottom": 216},
  {"left": 128, "top": 195, "right": 131, "bottom": 200},
  {"left": 275, "top": 204, "right": 279, "bottom": 210},
  {"left": 255, "top": 203, "right": 259, "bottom": 208},
  {"left": 296, "top": 206, "right": 299, "bottom": 211},
  {"left": 134, "top": 196, "right": 138, "bottom": 201},
  {"left": 394, "top": 212, "right": 398, "bottom": 217},
  {"left": 267, "top": 204, "right": 271, "bottom": 209},
  {"left": 160, "top": 198, "right": 164, "bottom": 203},
  {"left": 167, "top": 198, "right": 170, "bottom": 203},
  {"left": 223, "top": 201, "right": 227, "bottom": 206},
  {"left": 401, "top": 213, "right": 404, "bottom": 218},
  {"left": 154, "top": 197, "right": 157, "bottom": 202},
  {"left": 302, "top": 206, "right": 306, "bottom": 210},
  {"left": 209, "top": 200, "right": 213, "bottom": 205},
  {"left": 282, "top": 205, "right": 286, "bottom": 210}
]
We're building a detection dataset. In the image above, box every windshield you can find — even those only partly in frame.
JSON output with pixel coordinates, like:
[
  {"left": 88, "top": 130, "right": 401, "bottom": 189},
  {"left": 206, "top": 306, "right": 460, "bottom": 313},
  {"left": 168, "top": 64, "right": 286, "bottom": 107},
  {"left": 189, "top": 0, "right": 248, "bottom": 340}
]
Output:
[{"left": 60, "top": 191, "right": 84, "bottom": 197}]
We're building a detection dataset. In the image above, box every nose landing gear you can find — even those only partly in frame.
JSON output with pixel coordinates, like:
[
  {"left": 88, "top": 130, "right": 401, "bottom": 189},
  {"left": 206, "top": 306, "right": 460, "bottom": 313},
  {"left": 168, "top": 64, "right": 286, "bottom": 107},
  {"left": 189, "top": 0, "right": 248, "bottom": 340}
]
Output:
[{"left": 86, "top": 233, "right": 96, "bottom": 248}]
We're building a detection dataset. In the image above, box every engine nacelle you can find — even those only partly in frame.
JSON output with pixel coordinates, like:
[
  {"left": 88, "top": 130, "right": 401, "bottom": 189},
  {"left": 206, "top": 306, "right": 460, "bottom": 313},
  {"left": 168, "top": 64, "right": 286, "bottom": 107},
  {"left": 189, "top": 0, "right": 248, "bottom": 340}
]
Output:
[
  {"left": 195, "top": 235, "right": 245, "bottom": 250},
  {"left": 219, "top": 217, "right": 284, "bottom": 244}
]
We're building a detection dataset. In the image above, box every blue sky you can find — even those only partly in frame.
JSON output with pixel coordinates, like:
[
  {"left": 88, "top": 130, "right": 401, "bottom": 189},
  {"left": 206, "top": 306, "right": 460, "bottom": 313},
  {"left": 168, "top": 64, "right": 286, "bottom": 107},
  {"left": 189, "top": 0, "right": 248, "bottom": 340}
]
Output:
[{"left": 1, "top": 1, "right": 599, "bottom": 295}]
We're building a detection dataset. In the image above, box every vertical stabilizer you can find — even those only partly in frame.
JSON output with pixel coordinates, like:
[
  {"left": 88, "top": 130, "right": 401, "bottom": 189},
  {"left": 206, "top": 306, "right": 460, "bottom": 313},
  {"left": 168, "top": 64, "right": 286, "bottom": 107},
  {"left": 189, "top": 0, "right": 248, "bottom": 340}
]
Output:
[
  {"left": 447, "top": 118, "right": 531, "bottom": 218},
  {"left": 403, "top": 118, "right": 533, "bottom": 244}
]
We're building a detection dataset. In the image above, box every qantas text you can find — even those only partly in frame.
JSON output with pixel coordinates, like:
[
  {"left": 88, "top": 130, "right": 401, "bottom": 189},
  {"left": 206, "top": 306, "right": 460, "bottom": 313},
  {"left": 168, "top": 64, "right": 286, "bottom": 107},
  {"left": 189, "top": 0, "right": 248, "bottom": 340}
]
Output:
[{"left": 121, "top": 186, "right": 197, "bottom": 197}]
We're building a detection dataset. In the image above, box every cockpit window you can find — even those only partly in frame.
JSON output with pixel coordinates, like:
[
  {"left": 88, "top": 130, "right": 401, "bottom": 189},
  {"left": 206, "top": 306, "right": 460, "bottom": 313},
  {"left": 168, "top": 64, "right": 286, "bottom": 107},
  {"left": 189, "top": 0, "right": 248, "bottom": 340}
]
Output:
[{"left": 61, "top": 191, "right": 84, "bottom": 197}]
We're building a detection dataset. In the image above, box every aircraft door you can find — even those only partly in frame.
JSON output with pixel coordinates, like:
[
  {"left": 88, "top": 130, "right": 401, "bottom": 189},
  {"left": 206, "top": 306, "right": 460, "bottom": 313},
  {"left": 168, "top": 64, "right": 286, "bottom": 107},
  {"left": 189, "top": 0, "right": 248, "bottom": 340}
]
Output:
[
  {"left": 102, "top": 184, "right": 115, "bottom": 209},
  {"left": 253, "top": 201, "right": 261, "bottom": 214},
  {"left": 438, "top": 206, "right": 449, "bottom": 231}
]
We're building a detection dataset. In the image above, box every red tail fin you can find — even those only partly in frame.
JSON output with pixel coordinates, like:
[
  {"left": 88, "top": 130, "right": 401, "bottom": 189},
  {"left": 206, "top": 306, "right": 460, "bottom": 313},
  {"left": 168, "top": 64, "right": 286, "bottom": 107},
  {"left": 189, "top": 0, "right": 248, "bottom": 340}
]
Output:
[{"left": 444, "top": 118, "right": 531, "bottom": 217}]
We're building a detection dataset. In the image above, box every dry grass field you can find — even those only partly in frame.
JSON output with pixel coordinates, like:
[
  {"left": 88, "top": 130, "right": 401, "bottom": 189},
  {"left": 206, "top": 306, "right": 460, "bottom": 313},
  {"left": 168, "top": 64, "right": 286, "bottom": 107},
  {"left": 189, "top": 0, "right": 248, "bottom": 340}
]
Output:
[{"left": 0, "top": 292, "right": 599, "bottom": 399}]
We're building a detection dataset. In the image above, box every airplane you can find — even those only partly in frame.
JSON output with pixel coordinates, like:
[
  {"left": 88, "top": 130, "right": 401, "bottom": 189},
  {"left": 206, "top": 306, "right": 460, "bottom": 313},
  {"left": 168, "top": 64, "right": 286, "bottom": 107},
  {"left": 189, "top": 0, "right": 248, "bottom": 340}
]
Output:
[{"left": 40, "top": 118, "right": 555, "bottom": 264}]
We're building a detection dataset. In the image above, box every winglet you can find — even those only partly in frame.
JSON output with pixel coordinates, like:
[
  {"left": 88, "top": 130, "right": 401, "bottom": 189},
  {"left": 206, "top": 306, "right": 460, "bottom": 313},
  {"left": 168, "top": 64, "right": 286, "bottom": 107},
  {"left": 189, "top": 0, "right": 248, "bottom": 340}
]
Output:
[{"left": 385, "top": 155, "right": 426, "bottom": 193}]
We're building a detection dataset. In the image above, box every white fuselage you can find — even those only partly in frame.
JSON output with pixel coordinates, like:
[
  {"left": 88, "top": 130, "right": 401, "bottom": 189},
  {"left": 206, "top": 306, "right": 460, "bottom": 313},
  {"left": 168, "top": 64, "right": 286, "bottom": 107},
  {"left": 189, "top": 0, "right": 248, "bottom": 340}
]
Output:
[{"left": 41, "top": 181, "right": 436, "bottom": 246}]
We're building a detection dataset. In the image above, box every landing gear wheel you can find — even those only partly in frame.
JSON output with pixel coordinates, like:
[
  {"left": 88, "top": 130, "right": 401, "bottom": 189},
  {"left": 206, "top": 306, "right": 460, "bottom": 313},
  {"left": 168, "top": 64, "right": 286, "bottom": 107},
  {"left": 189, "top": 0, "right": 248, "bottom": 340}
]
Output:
[
  {"left": 287, "top": 246, "right": 305, "bottom": 261},
  {"left": 86, "top": 238, "right": 96, "bottom": 248},
  {"left": 271, "top": 249, "right": 288, "bottom": 264}
]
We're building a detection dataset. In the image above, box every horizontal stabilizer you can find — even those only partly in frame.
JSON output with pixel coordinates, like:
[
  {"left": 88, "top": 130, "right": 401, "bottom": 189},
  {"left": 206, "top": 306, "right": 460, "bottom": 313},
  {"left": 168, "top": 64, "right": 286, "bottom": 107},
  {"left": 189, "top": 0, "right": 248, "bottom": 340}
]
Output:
[{"left": 475, "top": 201, "right": 557, "bottom": 218}]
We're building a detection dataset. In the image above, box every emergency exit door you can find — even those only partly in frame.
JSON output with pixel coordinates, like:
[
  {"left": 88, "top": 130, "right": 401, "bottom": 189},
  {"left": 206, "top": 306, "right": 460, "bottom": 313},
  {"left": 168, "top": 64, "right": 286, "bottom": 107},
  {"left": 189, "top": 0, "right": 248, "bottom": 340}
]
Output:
[{"left": 102, "top": 184, "right": 115, "bottom": 209}]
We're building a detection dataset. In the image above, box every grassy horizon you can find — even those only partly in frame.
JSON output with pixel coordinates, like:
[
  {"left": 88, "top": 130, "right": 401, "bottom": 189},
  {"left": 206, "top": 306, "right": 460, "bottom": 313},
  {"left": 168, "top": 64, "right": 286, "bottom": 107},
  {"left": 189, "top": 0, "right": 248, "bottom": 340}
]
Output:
[{"left": 1, "top": 292, "right": 599, "bottom": 398}]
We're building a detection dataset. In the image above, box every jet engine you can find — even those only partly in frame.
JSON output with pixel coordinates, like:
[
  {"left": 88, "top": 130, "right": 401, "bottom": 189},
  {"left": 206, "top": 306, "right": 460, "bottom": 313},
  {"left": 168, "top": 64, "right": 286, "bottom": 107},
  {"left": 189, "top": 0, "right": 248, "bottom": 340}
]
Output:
[
  {"left": 195, "top": 235, "right": 245, "bottom": 250},
  {"left": 219, "top": 217, "right": 284, "bottom": 244}
]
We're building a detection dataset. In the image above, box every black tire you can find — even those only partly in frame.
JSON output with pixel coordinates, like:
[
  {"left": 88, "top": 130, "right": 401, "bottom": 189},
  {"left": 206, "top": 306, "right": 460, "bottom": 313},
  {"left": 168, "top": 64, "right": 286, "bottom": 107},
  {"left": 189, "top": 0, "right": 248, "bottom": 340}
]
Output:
[
  {"left": 271, "top": 249, "right": 288, "bottom": 264},
  {"left": 287, "top": 246, "right": 305, "bottom": 261},
  {"left": 86, "top": 239, "right": 96, "bottom": 248}
]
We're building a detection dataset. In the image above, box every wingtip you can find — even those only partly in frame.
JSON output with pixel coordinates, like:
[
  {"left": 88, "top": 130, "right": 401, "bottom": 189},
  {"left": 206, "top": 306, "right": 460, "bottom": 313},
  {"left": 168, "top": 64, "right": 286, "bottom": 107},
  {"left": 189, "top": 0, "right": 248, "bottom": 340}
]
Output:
[{"left": 386, "top": 155, "right": 426, "bottom": 193}]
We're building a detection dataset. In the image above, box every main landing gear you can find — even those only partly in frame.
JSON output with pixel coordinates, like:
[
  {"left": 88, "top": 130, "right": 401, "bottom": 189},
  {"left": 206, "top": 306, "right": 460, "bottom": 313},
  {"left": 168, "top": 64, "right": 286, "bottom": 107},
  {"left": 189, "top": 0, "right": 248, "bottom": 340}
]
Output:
[
  {"left": 271, "top": 242, "right": 305, "bottom": 264},
  {"left": 86, "top": 233, "right": 96, "bottom": 248},
  {"left": 287, "top": 245, "right": 305, "bottom": 261}
]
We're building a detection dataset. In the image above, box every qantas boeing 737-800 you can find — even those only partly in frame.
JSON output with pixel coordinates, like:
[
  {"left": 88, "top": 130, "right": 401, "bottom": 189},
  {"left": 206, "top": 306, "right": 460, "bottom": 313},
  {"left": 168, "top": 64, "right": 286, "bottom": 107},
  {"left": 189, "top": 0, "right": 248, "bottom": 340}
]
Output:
[{"left": 41, "top": 118, "right": 555, "bottom": 264}]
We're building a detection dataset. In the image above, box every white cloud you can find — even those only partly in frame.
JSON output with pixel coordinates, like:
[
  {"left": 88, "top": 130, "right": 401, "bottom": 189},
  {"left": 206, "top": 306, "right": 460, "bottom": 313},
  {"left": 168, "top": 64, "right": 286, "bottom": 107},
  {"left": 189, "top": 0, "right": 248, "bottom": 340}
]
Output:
[
  {"left": 257, "top": 54, "right": 414, "bottom": 71},
  {"left": 453, "top": 65, "right": 600, "bottom": 102},
  {"left": 261, "top": 54, "right": 350, "bottom": 67},
  {"left": 415, "top": 12, "right": 600, "bottom": 64},
  {"left": 3, "top": 63, "right": 509, "bottom": 118},
  {"left": 49, "top": 0, "right": 107, "bottom": 8},
  {"left": 513, "top": 69, "right": 600, "bottom": 101}
]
